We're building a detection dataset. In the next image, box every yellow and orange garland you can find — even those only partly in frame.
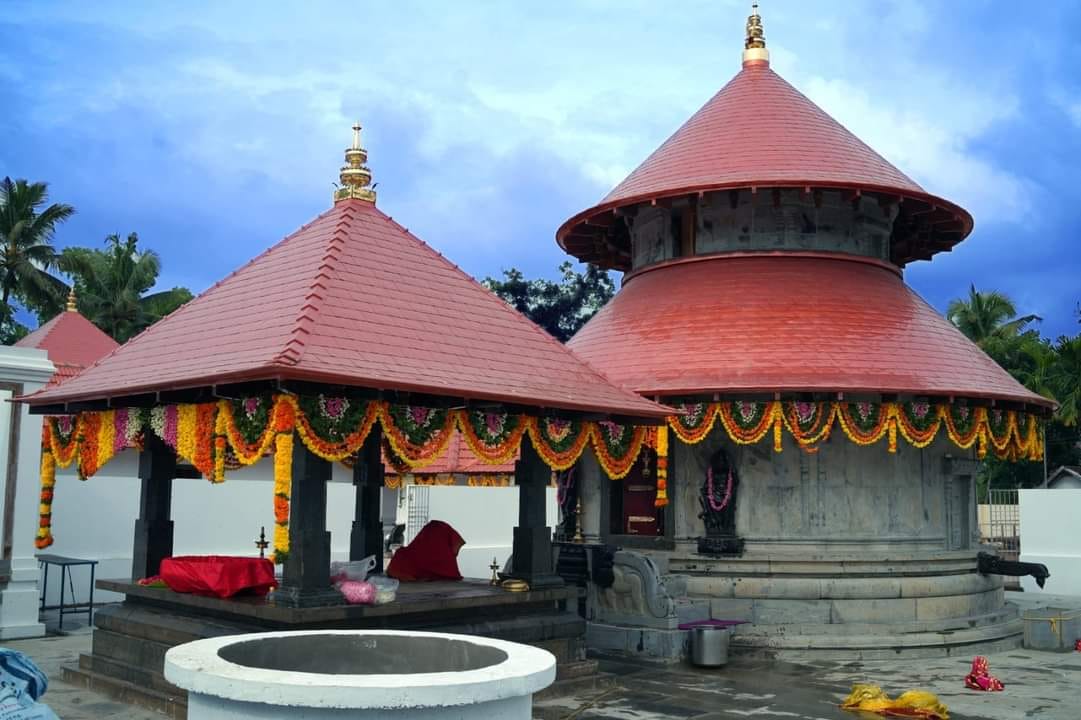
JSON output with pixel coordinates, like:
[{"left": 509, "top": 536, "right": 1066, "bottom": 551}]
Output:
[{"left": 33, "top": 395, "right": 1042, "bottom": 555}]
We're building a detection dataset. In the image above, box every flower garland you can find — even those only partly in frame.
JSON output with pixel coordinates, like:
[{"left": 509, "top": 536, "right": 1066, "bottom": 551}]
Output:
[
  {"left": 270, "top": 398, "right": 296, "bottom": 564},
  {"left": 47, "top": 416, "right": 79, "bottom": 467},
  {"left": 457, "top": 410, "right": 528, "bottom": 464},
  {"left": 528, "top": 417, "right": 592, "bottom": 470},
  {"left": 381, "top": 403, "right": 456, "bottom": 468},
  {"left": 219, "top": 397, "right": 278, "bottom": 466},
  {"left": 781, "top": 401, "right": 835, "bottom": 452},
  {"left": 591, "top": 421, "right": 648, "bottom": 479},
  {"left": 706, "top": 466, "right": 733, "bottom": 512},
  {"left": 718, "top": 401, "right": 780, "bottom": 450},
  {"left": 35, "top": 426, "right": 57, "bottom": 549},
  {"left": 669, "top": 403, "right": 719, "bottom": 444},
  {"left": 293, "top": 395, "right": 380, "bottom": 462},
  {"left": 654, "top": 424, "right": 669, "bottom": 508}
]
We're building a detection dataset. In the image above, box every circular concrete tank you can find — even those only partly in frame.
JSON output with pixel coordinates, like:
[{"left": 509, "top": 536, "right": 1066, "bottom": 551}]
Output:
[{"left": 164, "top": 630, "right": 556, "bottom": 719}]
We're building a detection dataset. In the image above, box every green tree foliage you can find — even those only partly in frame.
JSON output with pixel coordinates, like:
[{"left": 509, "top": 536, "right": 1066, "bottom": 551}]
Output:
[
  {"left": 0, "top": 177, "right": 73, "bottom": 319},
  {"left": 484, "top": 262, "right": 615, "bottom": 342},
  {"left": 59, "top": 233, "right": 193, "bottom": 343},
  {"left": 948, "top": 286, "right": 1081, "bottom": 493}
]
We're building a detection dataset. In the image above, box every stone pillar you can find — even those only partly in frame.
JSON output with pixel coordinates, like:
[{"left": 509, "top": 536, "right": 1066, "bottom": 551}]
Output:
[
  {"left": 0, "top": 347, "right": 53, "bottom": 639},
  {"left": 131, "top": 433, "right": 176, "bottom": 580},
  {"left": 350, "top": 426, "right": 384, "bottom": 572},
  {"left": 276, "top": 439, "right": 338, "bottom": 607},
  {"left": 508, "top": 439, "right": 563, "bottom": 588},
  {"left": 577, "top": 447, "right": 602, "bottom": 544}
]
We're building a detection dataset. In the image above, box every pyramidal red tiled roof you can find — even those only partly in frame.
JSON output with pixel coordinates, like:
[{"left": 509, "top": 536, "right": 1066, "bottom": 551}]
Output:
[
  {"left": 15, "top": 309, "right": 119, "bottom": 384},
  {"left": 566, "top": 254, "right": 1051, "bottom": 409},
  {"left": 558, "top": 58, "right": 972, "bottom": 267},
  {"left": 25, "top": 199, "right": 666, "bottom": 419}
]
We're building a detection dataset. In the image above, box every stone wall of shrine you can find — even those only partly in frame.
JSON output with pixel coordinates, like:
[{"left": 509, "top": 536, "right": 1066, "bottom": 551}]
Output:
[{"left": 670, "top": 431, "right": 979, "bottom": 552}]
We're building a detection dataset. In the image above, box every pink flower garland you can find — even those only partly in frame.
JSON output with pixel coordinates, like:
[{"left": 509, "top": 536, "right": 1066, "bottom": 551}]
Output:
[{"left": 706, "top": 466, "right": 733, "bottom": 512}]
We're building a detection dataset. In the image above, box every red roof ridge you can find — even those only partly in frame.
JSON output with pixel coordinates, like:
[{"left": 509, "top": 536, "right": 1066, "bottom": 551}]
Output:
[{"left": 273, "top": 203, "right": 356, "bottom": 368}]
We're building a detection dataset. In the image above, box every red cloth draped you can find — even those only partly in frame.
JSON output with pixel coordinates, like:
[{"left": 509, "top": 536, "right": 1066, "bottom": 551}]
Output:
[
  {"left": 159, "top": 556, "right": 277, "bottom": 598},
  {"left": 964, "top": 656, "right": 1004, "bottom": 691},
  {"left": 387, "top": 520, "right": 465, "bottom": 581}
]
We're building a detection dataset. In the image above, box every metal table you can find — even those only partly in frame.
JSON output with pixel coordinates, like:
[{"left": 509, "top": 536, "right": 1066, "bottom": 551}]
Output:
[{"left": 37, "top": 554, "right": 97, "bottom": 630}]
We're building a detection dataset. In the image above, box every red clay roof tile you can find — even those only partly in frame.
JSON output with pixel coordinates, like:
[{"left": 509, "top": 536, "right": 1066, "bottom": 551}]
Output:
[
  {"left": 566, "top": 254, "right": 1051, "bottom": 408},
  {"left": 15, "top": 310, "right": 119, "bottom": 380},
  {"left": 25, "top": 199, "right": 666, "bottom": 419}
]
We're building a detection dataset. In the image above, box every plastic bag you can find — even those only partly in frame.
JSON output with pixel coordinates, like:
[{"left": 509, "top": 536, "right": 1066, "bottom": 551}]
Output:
[
  {"left": 368, "top": 575, "right": 399, "bottom": 605},
  {"left": 338, "top": 580, "right": 376, "bottom": 605},
  {"left": 0, "top": 649, "right": 59, "bottom": 720},
  {"left": 330, "top": 555, "right": 377, "bottom": 584}
]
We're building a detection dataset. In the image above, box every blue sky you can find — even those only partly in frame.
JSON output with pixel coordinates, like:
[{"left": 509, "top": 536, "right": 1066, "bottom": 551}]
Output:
[{"left": 2, "top": 1, "right": 1079, "bottom": 337}]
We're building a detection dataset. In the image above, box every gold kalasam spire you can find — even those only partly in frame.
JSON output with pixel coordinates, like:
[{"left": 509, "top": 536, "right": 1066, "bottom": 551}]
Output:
[
  {"left": 334, "top": 122, "right": 376, "bottom": 204},
  {"left": 66, "top": 287, "right": 77, "bottom": 312},
  {"left": 743, "top": 2, "right": 770, "bottom": 65}
]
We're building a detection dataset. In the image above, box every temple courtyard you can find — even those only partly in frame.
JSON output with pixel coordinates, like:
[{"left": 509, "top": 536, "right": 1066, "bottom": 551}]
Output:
[{"left": 13, "top": 593, "right": 1080, "bottom": 720}]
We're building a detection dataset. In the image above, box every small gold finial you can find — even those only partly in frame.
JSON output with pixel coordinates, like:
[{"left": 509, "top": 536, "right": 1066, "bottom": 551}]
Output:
[
  {"left": 334, "top": 121, "right": 377, "bottom": 204},
  {"left": 66, "top": 287, "right": 77, "bottom": 312},
  {"left": 743, "top": 2, "right": 770, "bottom": 65}
]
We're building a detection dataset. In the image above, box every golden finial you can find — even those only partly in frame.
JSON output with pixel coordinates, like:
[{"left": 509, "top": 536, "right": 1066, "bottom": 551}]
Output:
[
  {"left": 65, "top": 287, "right": 77, "bottom": 312},
  {"left": 334, "top": 121, "right": 377, "bottom": 204},
  {"left": 743, "top": 2, "right": 770, "bottom": 65}
]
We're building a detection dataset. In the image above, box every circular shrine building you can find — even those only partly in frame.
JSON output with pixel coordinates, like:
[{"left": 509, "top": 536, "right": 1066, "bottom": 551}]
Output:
[{"left": 560, "top": 8, "right": 1053, "bottom": 657}]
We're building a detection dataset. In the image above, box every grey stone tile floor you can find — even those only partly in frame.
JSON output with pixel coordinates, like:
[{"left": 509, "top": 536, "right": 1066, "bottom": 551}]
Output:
[
  {"left": 537, "top": 650, "right": 1081, "bottom": 720},
  {"left": 3, "top": 597, "right": 1079, "bottom": 720}
]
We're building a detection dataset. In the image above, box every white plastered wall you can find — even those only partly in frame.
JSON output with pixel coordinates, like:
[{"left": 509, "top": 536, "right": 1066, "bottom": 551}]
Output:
[{"left": 1019, "top": 488, "right": 1081, "bottom": 595}]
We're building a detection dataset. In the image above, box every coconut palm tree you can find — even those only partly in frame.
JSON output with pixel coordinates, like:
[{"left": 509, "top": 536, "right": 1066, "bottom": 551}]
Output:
[
  {"left": 1050, "top": 336, "right": 1081, "bottom": 427},
  {"left": 0, "top": 177, "right": 73, "bottom": 313},
  {"left": 947, "top": 284, "right": 1040, "bottom": 345},
  {"left": 60, "top": 233, "right": 193, "bottom": 343}
]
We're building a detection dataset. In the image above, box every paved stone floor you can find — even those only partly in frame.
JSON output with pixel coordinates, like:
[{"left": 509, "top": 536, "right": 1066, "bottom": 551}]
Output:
[
  {"left": 3, "top": 598, "right": 1079, "bottom": 719},
  {"left": 536, "top": 650, "right": 1081, "bottom": 720}
]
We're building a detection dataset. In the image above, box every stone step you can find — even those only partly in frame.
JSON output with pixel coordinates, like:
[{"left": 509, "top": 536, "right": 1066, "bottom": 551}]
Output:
[
  {"left": 80, "top": 651, "right": 181, "bottom": 698},
  {"left": 730, "top": 618, "right": 1023, "bottom": 660},
  {"left": 732, "top": 607, "right": 1020, "bottom": 637},
  {"left": 93, "top": 627, "right": 175, "bottom": 673},
  {"left": 61, "top": 663, "right": 187, "bottom": 719}
]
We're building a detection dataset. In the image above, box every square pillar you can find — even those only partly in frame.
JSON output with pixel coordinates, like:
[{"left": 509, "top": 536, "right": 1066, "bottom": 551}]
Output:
[
  {"left": 275, "top": 438, "right": 339, "bottom": 607},
  {"left": 507, "top": 438, "right": 563, "bottom": 589},
  {"left": 132, "top": 433, "right": 175, "bottom": 580},
  {"left": 350, "top": 426, "right": 384, "bottom": 572}
]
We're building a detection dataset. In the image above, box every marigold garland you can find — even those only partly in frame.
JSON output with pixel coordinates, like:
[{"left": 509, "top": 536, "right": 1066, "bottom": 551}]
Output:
[
  {"left": 718, "top": 401, "right": 779, "bottom": 447},
  {"left": 381, "top": 402, "right": 457, "bottom": 469},
  {"left": 591, "top": 421, "right": 647, "bottom": 479},
  {"left": 291, "top": 395, "right": 380, "bottom": 463},
  {"left": 668, "top": 403, "right": 720, "bottom": 444},
  {"left": 35, "top": 428, "right": 56, "bottom": 549},
  {"left": 527, "top": 417, "right": 592, "bottom": 471},
  {"left": 457, "top": 410, "right": 528, "bottom": 465},
  {"left": 654, "top": 425, "right": 669, "bottom": 508},
  {"left": 219, "top": 398, "right": 278, "bottom": 466}
]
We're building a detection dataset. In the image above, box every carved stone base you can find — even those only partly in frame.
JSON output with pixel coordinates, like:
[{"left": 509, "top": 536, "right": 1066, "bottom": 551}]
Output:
[{"left": 697, "top": 536, "right": 745, "bottom": 556}]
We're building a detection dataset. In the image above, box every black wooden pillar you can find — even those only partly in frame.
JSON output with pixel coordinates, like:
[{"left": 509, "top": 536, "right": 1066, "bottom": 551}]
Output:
[
  {"left": 132, "top": 433, "right": 176, "bottom": 580},
  {"left": 507, "top": 438, "right": 563, "bottom": 588},
  {"left": 350, "top": 426, "right": 384, "bottom": 571},
  {"left": 276, "top": 438, "right": 339, "bottom": 607}
]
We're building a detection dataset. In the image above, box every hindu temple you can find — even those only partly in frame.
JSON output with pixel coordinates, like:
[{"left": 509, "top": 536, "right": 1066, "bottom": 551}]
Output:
[
  {"left": 20, "top": 125, "right": 671, "bottom": 713},
  {"left": 558, "top": 7, "right": 1054, "bottom": 658}
]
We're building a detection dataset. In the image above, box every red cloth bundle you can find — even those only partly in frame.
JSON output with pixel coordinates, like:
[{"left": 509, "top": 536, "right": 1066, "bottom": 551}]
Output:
[
  {"left": 963, "top": 656, "right": 1004, "bottom": 692},
  {"left": 387, "top": 520, "right": 465, "bottom": 581},
  {"left": 159, "top": 556, "right": 277, "bottom": 598}
]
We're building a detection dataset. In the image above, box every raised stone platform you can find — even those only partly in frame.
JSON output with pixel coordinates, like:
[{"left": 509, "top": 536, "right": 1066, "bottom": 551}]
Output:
[{"left": 65, "top": 579, "right": 587, "bottom": 718}]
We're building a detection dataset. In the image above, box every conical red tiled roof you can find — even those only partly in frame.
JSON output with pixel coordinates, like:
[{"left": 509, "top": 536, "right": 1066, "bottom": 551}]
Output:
[
  {"left": 566, "top": 254, "right": 1051, "bottom": 409},
  {"left": 24, "top": 199, "right": 666, "bottom": 419},
  {"left": 558, "top": 60, "right": 972, "bottom": 268},
  {"left": 15, "top": 308, "right": 119, "bottom": 385}
]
